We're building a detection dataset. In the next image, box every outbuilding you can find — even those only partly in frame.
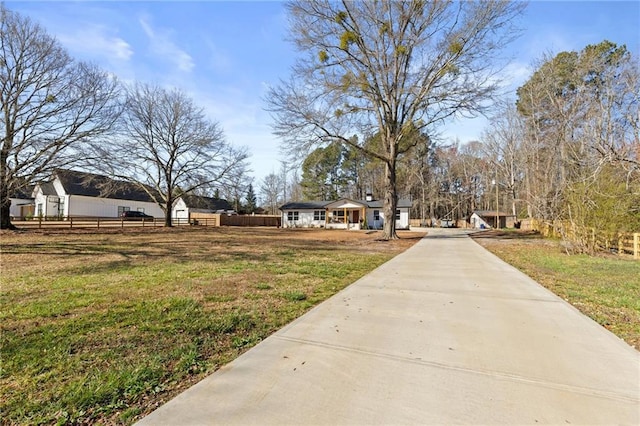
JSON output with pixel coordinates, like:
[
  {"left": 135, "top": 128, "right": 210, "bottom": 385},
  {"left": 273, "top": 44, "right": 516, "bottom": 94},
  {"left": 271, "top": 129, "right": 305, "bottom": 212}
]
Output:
[{"left": 470, "top": 210, "right": 517, "bottom": 229}]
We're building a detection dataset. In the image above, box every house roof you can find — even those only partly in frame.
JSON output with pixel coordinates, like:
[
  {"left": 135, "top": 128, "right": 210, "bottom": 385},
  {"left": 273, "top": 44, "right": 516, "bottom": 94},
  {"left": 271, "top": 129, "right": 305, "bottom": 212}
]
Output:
[
  {"left": 54, "top": 169, "right": 158, "bottom": 203},
  {"left": 10, "top": 185, "right": 35, "bottom": 200},
  {"left": 280, "top": 200, "right": 331, "bottom": 210},
  {"left": 180, "top": 194, "right": 233, "bottom": 211},
  {"left": 280, "top": 198, "right": 413, "bottom": 210},
  {"left": 473, "top": 210, "right": 515, "bottom": 218},
  {"left": 325, "top": 198, "right": 368, "bottom": 209},
  {"left": 37, "top": 182, "right": 57, "bottom": 196}
]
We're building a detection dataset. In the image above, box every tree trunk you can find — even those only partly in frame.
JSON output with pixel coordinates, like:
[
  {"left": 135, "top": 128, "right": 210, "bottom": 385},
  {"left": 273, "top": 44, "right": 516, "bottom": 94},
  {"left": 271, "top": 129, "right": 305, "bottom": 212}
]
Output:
[
  {"left": 0, "top": 145, "right": 15, "bottom": 229},
  {"left": 0, "top": 192, "right": 14, "bottom": 229},
  {"left": 382, "top": 160, "right": 398, "bottom": 240},
  {"left": 165, "top": 195, "right": 173, "bottom": 227}
]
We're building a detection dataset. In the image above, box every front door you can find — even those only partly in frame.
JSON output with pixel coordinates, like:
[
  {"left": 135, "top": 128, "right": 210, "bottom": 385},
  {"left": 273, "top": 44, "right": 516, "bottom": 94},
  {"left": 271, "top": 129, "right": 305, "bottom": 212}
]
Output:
[{"left": 352, "top": 210, "right": 359, "bottom": 224}]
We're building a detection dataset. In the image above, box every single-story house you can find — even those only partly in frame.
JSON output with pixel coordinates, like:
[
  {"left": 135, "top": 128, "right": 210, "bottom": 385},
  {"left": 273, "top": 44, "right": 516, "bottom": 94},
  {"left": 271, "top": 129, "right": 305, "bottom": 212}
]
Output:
[
  {"left": 172, "top": 194, "right": 235, "bottom": 222},
  {"left": 9, "top": 186, "right": 35, "bottom": 219},
  {"left": 470, "top": 210, "right": 517, "bottom": 229},
  {"left": 32, "top": 169, "right": 165, "bottom": 218},
  {"left": 280, "top": 196, "right": 412, "bottom": 230}
]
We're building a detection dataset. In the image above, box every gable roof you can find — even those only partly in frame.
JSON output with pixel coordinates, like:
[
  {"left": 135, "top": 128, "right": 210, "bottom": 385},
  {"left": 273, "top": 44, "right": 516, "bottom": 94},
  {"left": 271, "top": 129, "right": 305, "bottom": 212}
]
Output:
[
  {"left": 36, "top": 181, "right": 57, "bottom": 196},
  {"left": 54, "top": 169, "right": 158, "bottom": 203},
  {"left": 325, "top": 198, "right": 368, "bottom": 209},
  {"left": 179, "top": 194, "right": 233, "bottom": 211}
]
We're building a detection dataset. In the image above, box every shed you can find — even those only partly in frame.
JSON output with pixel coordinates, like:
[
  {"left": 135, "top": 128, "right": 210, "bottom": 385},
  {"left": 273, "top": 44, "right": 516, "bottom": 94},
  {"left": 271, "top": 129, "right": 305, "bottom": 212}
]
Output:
[{"left": 470, "top": 210, "right": 517, "bottom": 229}]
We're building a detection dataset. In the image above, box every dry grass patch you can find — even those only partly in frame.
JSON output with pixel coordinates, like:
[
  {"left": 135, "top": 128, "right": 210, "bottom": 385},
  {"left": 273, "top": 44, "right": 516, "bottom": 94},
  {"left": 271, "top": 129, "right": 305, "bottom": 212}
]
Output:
[{"left": 1, "top": 227, "right": 424, "bottom": 425}]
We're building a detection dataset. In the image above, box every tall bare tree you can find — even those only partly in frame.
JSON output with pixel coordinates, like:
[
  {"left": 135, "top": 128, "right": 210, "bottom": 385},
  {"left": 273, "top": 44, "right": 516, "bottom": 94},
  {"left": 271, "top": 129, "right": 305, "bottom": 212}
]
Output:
[
  {"left": 267, "top": 0, "right": 524, "bottom": 239},
  {"left": 0, "top": 4, "right": 121, "bottom": 229},
  {"left": 481, "top": 99, "right": 526, "bottom": 217},
  {"left": 115, "top": 83, "right": 248, "bottom": 226},
  {"left": 260, "top": 172, "right": 283, "bottom": 215}
]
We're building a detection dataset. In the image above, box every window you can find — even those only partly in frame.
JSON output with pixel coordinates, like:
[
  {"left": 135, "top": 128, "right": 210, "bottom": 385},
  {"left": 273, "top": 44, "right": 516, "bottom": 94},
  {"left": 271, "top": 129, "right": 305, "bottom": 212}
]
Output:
[
  {"left": 287, "top": 211, "right": 299, "bottom": 221},
  {"left": 395, "top": 209, "right": 401, "bottom": 220},
  {"left": 331, "top": 210, "right": 346, "bottom": 223},
  {"left": 118, "top": 206, "right": 130, "bottom": 216},
  {"left": 373, "top": 210, "right": 380, "bottom": 221},
  {"left": 37, "top": 203, "right": 43, "bottom": 216},
  {"left": 314, "top": 210, "right": 325, "bottom": 221}
]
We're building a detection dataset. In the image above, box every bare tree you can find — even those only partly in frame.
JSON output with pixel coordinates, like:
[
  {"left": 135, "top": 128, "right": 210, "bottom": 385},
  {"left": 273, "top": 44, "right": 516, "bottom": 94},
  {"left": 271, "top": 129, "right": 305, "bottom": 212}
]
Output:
[
  {"left": 267, "top": 0, "right": 524, "bottom": 239},
  {"left": 481, "top": 99, "right": 526, "bottom": 217},
  {"left": 260, "top": 172, "right": 283, "bottom": 215},
  {"left": 0, "top": 4, "right": 121, "bottom": 229},
  {"left": 115, "top": 83, "right": 248, "bottom": 226},
  {"left": 516, "top": 42, "right": 639, "bottom": 219}
]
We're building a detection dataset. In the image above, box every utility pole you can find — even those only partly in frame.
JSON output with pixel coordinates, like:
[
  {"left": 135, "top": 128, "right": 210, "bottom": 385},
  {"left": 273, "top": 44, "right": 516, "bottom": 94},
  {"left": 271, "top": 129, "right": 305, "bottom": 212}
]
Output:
[
  {"left": 495, "top": 178, "right": 499, "bottom": 229},
  {"left": 492, "top": 176, "right": 499, "bottom": 229}
]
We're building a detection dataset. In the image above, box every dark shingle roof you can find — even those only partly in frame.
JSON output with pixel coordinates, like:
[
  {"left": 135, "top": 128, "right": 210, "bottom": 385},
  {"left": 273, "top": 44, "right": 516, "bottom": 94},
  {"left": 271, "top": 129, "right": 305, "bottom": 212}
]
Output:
[
  {"left": 279, "top": 201, "right": 331, "bottom": 210},
  {"left": 38, "top": 182, "right": 57, "bottom": 196},
  {"left": 279, "top": 198, "right": 413, "bottom": 210},
  {"left": 54, "top": 169, "right": 158, "bottom": 202},
  {"left": 10, "top": 185, "right": 35, "bottom": 199},
  {"left": 180, "top": 194, "right": 233, "bottom": 211}
]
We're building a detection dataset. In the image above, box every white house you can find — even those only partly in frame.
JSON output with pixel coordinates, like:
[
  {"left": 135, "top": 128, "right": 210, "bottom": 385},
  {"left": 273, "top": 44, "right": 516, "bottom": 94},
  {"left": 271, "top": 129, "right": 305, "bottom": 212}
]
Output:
[
  {"left": 172, "top": 194, "right": 234, "bottom": 222},
  {"left": 32, "top": 169, "right": 164, "bottom": 218},
  {"left": 280, "top": 196, "right": 412, "bottom": 230},
  {"left": 278, "top": 201, "right": 331, "bottom": 228},
  {"left": 9, "top": 187, "right": 34, "bottom": 219}
]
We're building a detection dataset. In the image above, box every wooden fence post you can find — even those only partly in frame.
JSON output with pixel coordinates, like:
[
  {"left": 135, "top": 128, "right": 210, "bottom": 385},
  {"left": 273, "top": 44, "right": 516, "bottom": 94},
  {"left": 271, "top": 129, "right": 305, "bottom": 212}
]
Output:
[
  {"left": 634, "top": 233, "right": 639, "bottom": 260},
  {"left": 618, "top": 235, "right": 624, "bottom": 256}
]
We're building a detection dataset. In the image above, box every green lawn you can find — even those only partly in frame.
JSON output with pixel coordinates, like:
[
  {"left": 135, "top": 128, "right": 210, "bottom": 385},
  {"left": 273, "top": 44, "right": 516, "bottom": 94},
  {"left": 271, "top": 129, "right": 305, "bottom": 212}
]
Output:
[{"left": 1, "top": 227, "right": 422, "bottom": 425}]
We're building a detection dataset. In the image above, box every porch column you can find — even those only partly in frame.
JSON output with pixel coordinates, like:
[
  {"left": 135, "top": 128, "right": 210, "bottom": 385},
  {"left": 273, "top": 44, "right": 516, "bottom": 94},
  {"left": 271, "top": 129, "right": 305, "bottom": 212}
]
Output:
[{"left": 343, "top": 207, "right": 347, "bottom": 224}]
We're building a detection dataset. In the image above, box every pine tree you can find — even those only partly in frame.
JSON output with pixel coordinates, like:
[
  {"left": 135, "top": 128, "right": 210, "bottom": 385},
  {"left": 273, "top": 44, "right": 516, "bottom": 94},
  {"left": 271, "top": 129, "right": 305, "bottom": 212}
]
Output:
[{"left": 245, "top": 183, "right": 257, "bottom": 214}]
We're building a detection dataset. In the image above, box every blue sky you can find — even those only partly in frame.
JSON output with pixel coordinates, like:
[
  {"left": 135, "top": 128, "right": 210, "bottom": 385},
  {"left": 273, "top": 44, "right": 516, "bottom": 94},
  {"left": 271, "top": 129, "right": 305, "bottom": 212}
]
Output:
[{"left": 7, "top": 1, "right": 640, "bottom": 184}]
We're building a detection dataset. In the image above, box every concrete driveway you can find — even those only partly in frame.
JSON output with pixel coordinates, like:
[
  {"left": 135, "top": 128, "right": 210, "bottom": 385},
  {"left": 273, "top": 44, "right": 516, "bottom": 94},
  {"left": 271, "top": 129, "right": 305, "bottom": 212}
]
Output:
[{"left": 137, "top": 228, "right": 639, "bottom": 425}]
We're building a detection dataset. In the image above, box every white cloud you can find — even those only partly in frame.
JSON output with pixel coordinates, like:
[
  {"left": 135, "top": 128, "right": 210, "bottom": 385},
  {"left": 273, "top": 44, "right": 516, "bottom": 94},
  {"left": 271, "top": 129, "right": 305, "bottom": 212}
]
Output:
[
  {"left": 56, "top": 25, "right": 133, "bottom": 62},
  {"left": 139, "top": 15, "right": 194, "bottom": 73},
  {"left": 498, "top": 61, "right": 532, "bottom": 91},
  {"left": 185, "top": 87, "right": 282, "bottom": 180},
  {"left": 203, "top": 38, "right": 232, "bottom": 74}
]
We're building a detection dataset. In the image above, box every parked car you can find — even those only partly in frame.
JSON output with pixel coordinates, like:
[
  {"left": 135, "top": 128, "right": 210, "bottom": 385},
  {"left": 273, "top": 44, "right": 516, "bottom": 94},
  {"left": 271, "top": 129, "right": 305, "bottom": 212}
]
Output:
[{"left": 120, "top": 211, "right": 154, "bottom": 220}]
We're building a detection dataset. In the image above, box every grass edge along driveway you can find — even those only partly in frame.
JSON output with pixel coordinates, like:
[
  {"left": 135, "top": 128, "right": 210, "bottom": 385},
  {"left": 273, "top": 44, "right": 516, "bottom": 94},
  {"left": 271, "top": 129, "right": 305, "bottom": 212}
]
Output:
[
  {"left": 1, "top": 227, "right": 423, "bottom": 425},
  {"left": 471, "top": 230, "right": 640, "bottom": 352}
]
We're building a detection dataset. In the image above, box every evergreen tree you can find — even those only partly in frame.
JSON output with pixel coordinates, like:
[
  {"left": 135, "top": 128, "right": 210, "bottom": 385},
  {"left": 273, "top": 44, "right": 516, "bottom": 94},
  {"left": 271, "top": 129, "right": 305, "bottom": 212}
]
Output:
[{"left": 245, "top": 183, "right": 257, "bottom": 213}]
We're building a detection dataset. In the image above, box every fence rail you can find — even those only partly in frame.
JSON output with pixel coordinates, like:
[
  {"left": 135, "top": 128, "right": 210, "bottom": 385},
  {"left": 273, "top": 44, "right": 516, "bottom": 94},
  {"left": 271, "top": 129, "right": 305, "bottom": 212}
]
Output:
[
  {"left": 11, "top": 217, "right": 219, "bottom": 229},
  {"left": 521, "top": 218, "right": 639, "bottom": 260},
  {"left": 11, "top": 214, "right": 281, "bottom": 230}
]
